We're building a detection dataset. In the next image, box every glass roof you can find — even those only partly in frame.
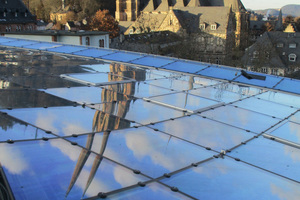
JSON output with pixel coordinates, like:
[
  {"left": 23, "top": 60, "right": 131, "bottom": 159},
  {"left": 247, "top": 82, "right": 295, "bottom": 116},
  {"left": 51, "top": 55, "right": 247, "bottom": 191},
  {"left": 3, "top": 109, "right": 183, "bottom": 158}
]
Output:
[{"left": 1, "top": 36, "right": 300, "bottom": 200}]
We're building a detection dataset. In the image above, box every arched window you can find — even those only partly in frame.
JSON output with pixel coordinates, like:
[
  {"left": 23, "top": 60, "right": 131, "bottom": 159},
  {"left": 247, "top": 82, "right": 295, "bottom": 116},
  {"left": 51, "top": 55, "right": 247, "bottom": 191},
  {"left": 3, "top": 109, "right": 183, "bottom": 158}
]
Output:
[
  {"left": 99, "top": 39, "right": 104, "bottom": 47},
  {"left": 85, "top": 37, "right": 90, "bottom": 46}
]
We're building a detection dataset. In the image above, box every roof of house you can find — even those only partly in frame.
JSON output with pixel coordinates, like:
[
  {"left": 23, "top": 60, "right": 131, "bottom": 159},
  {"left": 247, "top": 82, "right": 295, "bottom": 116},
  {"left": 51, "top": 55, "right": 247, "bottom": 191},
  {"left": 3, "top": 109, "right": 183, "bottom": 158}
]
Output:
[
  {"left": 0, "top": 35, "right": 300, "bottom": 199},
  {"left": 0, "top": 0, "right": 36, "bottom": 24}
]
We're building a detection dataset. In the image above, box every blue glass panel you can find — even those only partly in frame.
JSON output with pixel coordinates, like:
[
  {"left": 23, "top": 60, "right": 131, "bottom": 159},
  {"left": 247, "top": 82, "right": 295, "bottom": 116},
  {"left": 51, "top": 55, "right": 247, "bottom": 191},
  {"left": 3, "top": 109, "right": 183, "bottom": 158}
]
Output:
[
  {"left": 232, "top": 97, "right": 297, "bottom": 119},
  {"left": 81, "top": 64, "right": 112, "bottom": 73},
  {"left": 107, "top": 182, "right": 192, "bottom": 200},
  {"left": 200, "top": 105, "right": 281, "bottom": 133},
  {"left": 101, "top": 82, "right": 173, "bottom": 98},
  {"left": 130, "top": 56, "right": 176, "bottom": 68},
  {"left": 42, "top": 86, "right": 131, "bottom": 104},
  {"left": 197, "top": 66, "right": 241, "bottom": 80},
  {"left": 67, "top": 127, "right": 214, "bottom": 178},
  {"left": 274, "top": 78, "right": 300, "bottom": 94},
  {"left": 228, "top": 137, "right": 300, "bottom": 182},
  {"left": 0, "top": 37, "right": 17, "bottom": 43},
  {"left": 178, "top": 76, "right": 221, "bottom": 86},
  {"left": 73, "top": 48, "right": 114, "bottom": 58},
  {"left": 234, "top": 73, "right": 283, "bottom": 88},
  {"left": 0, "top": 139, "right": 148, "bottom": 200},
  {"left": 269, "top": 122, "right": 300, "bottom": 145},
  {"left": 62, "top": 73, "right": 132, "bottom": 86},
  {"left": 149, "top": 92, "right": 218, "bottom": 112},
  {"left": 101, "top": 52, "right": 144, "bottom": 62},
  {"left": 148, "top": 115, "right": 255, "bottom": 151},
  {"left": 4, "top": 106, "right": 134, "bottom": 136},
  {"left": 23, "top": 42, "right": 62, "bottom": 50},
  {"left": 161, "top": 157, "right": 300, "bottom": 200},
  {"left": 257, "top": 91, "right": 300, "bottom": 108},
  {"left": 289, "top": 111, "right": 300, "bottom": 124},
  {"left": 146, "top": 78, "right": 203, "bottom": 91},
  {"left": 189, "top": 86, "right": 248, "bottom": 103},
  {"left": 90, "top": 99, "right": 187, "bottom": 125},
  {"left": 162, "top": 61, "right": 208, "bottom": 73},
  {"left": 48, "top": 45, "right": 87, "bottom": 54},
  {"left": 1, "top": 40, "right": 38, "bottom": 47},
  {"left": 0, "top": 114, "right": 55, "bottom": 141}
]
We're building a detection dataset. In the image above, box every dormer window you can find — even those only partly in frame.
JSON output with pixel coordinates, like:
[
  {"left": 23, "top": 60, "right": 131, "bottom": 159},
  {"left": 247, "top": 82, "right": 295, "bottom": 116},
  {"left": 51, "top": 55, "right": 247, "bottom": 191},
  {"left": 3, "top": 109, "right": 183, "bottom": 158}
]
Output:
[
  {"left": 289, "top": 43, "right": 296, "bottom": 48},
  {"left": 211, "top": 24, "right": 217, "bottom": 30},
  {"left": 3, "top": 12, "right": 6, "bottom": 17},
  {"left": 25, "top": 10, "right": 28, "bottom": 17},
  {"left": 289, "top": 54, "right": 297, "bottom": 62},
  {"left": 5, "top": 0, "right": 7, "bottom": 4},
  {"left": 200, "top": 23, "right": 206, "bottom": 30},
  {"left": 253, "top": 51, "right": 259, "bottom": 58},
  {"left": 277, "top": 43, "right": 283, "bottom": 48}
]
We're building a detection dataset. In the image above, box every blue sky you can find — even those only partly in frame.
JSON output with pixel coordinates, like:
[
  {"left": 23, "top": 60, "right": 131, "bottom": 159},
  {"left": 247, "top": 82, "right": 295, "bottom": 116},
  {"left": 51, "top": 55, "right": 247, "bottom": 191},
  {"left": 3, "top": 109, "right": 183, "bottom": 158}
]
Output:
[{"left": 242, "top": 0, "right": 300, "bottom": 10}]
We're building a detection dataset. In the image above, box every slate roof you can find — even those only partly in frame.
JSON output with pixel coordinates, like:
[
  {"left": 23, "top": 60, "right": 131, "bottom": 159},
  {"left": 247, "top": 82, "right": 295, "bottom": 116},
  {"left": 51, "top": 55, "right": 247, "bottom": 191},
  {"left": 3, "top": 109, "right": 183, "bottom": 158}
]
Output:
[{"left": 0, "top": 0, "right": 35, "bottom": 24}]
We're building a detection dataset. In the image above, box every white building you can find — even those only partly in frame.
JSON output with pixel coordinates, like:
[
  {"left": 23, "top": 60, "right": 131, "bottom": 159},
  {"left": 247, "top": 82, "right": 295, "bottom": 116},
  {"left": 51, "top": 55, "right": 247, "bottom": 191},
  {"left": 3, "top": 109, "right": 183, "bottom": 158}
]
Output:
[{"left": 1, "top": 30, "right": 110, "bottom": 48}]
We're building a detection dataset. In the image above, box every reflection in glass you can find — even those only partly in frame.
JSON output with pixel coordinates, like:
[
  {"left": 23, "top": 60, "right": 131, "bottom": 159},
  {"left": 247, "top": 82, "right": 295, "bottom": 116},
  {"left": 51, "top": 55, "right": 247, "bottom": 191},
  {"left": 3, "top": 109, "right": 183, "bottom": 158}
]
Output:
[
  {"left": 269, "top": 122, "right": 300, "bottom": 145},
  {"left": 161, "top": 157, "right": 300, "bottom": 200},
  {"left": 257, "top": 91, "right": 300, "bottom": 109}
]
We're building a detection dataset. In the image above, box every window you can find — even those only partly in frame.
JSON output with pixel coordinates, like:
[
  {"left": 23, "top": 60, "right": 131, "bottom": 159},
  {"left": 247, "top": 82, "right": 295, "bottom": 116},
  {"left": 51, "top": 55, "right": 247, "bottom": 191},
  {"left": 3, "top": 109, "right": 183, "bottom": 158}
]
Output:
[
  {"left": 289, "top": 43, "right": 296, "bottom": 48},
  {"left": 15, "top": 12, "right": 18, "bottom": 17},
  {"left": 85, "top": 37, "right": 90, "bottom": 46},
  {"left": 261, "top": 67, "right": 267, "bottom": 73},
  {"left": 288, "top": 33, "right": 296, "bottom": 37},
  {"left": 271, "top": 68, "right": 278, "bottom": 75},
  {"left": 253, "top": 51, "right": 259, "bottom": 58},
  {"left": 289, "top": 54, "right": 297, "bottom": 62},
  {"left": 99, "top": 39, "right": 104, "bottom": 48},
  {"left": 25, "top": 11, "right": 28, "bottom": 17},
  {"left": 277, "top": 43, "right": 283, "bottom": 48},
  {"left": 3, "top": 12, "right": 6, "bottom": 17},
  {"left": 265, "top": 52, "right": 270, "bottom": 59},
  {"left": 129, "top": 29, "right": 133, "bottom": 34},
  {"left": 211, "top": 24, "right": 217, "bottom": 30},
  {"left": 200, "top": 24, "right": 206, "bottom": 30}
]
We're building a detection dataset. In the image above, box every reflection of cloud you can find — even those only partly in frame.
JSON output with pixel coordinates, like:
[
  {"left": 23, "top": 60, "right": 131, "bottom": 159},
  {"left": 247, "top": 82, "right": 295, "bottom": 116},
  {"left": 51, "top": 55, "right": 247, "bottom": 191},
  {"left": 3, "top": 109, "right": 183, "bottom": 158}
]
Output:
[
  {"left": 62, "top": 122, "right": 89, "bottom": 136},
  {"left": 271, "top": 183, "right": 300, "bottom": 200},
  {"left": 49, "top": 140, "right": 82, "bottom": 162},
  {"left": 193, "top": 160, "right": 228, "bottom": 178},
  {"left": 289, "top": 122, "right": 300, "bottom": 143},
  {"left": 0, "top": 145, "right": 29, "bottom": 174},
  {"left": 114, "top": 164, "right": 142, "bottom": 187},
  {"left": 284, "top": 145, "right": 300, "bottom": 162},
  {"left": 36, "top": 112, "right": 59, "bottom": 133}
]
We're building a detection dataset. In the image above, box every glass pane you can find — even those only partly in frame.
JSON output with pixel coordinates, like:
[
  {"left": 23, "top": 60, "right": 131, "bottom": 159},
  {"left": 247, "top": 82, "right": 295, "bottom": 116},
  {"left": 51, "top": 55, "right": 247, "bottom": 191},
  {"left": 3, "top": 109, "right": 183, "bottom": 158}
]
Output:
[
  {"left": 0, "top": 139, "right": 148, "bottom": 200},
  {"left": 235, "top": 73, "right": 282, "bottom": 88},
  {"left": 130, "top": 56, "right": 175, "bottom": 68},
  {"left": 81, "top": 64, "right": 118, "bottom": 73},
  {"left": 4, "top": 106, "right": 134, "bottom": 136},
  {"left": 42, "top": 86, "right": 131, "bottom": 104},
  {"left": 1, "top": 40, "right": 38, "bottom": 47},
  {"left": 48, "top": 45, "right": 87, "bottom": 54},
  {"left": 73, "top": 48, "right": 113, "bottom": 58},
  {"left": 23, "top": 42, "right": 62, "bottom": 50},
  {"left": 232, "top": 97, "right": 297, "bottom": 119},
  {"left": 149, "top": 92, "right": 218, "bottom": 112},
  {"left": 62, "top": 73, "right": 132, "bottom": 86},
  {"left": 289, "top": 111, "right": 300, "bottom": 124},
  {"left": 161, "top": 157, "right": 300, "bottom": 200},
  {"left": 107, "top": 182, "right": 192, "bottom": 200},
  {"left": 228, "top": 137, "right": 300, "bottom": 182},
  {"left": 146, "top": 78, "right": 203, "bottom": 91},
  {"left": 269, "top": 122, "right": 300, "bottom": 145},
  {"left": 0, "top": 114, "right": 55, "bottom": 141},
  {"left": 9, "top": 75, "right": 83, "bottom": 89},
  {"left": 221, "top": 83, "right": 264, "bottom": 96},
  {"left": 188, "top": 86, "right": 248, "bottom": 103},
  {"left": 101, "top": 52, "right": 144, "bottom": 62},
  {"left": 274, "top": 78, "right": 300, "bottom": 95},
  {"left": 197, "top": 66, "right": 241, "bottom": 80},
  {"left": 0, "top": 90, "right": 73, "bottom": 109},
  {"left": 101, "top": 82, "right": 173, "bottom": 98},
  {"left": 257, "top": 91, "right": 300, "bottom": 108},
  {"left": 67, "top": 127, "right": 215, "bottom": 178},
  {"left": 0, "top": 37, "right": 17, "bottom": 43},
  {"left": 162, "top": 61, "right": 208, "bottom": 73},
  {"left": 178, "top": 76, "right": 221, "bottom": 86},
  {"left": 148, "top": 115, "right": 255, "bottom": 151},
  {"left": 90, "top": 99, "right": 187, "bottom": 125},
  {"left": 200, "top": 105, "right": 281, "bottom": 133}
]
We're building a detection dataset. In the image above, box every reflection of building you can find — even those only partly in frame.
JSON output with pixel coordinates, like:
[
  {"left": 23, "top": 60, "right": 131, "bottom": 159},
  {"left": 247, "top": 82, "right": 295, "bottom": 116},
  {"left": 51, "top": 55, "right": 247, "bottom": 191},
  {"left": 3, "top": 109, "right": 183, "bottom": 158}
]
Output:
[
  {"left": 0, "top": 0, "right": 36, "bottom": 32},
  {"left": 66, "top": 63, "right": 146, "bottom": 198}
]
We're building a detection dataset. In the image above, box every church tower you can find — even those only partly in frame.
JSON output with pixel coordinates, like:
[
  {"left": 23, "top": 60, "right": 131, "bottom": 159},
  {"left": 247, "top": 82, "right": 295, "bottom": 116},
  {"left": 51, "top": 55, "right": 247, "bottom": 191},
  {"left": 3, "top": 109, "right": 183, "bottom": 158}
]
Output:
[{"left": 116, "top": 0, "right": 140, "bottom": 21}]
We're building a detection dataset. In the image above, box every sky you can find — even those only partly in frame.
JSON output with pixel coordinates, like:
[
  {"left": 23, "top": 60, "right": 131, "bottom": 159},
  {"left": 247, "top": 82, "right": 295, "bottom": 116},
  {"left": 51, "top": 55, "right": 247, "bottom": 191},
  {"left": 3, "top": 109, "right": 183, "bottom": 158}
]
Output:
[{"left": 242, "top": 0, "right": 300, "bottom": 10}]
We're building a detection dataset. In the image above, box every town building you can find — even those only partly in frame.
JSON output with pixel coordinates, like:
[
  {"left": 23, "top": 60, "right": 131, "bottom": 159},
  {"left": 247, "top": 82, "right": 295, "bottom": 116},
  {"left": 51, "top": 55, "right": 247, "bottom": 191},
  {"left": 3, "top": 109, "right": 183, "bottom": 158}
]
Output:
[
  {"left": 1, "top": 30, "right": 110, "bottom": 48},
  {"left": 0, "top": 0, "right": 36, "bottom": 32}
]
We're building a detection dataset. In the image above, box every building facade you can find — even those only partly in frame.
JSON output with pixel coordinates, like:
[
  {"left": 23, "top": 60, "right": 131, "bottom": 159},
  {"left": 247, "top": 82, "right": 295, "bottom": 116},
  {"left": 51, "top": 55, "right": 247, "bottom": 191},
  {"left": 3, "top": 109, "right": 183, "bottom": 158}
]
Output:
[{"left": 0, "top": 0, "right": 36, "bottom": 32}]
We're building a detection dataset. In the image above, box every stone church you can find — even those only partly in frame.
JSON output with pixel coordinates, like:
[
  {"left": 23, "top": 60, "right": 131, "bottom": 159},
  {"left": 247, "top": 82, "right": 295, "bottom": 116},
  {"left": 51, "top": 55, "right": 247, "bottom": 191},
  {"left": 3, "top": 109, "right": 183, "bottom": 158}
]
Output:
[{"left": 115, "top": 0, "right": 249, "bottom": 65}]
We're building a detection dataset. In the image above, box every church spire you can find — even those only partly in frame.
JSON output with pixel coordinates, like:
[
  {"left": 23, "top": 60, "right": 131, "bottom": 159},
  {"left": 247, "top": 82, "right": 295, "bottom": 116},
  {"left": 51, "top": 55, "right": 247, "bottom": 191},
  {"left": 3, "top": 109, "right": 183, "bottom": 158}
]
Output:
[{"left": 275, "top": 9, "right": 283, "bottom": 31}]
